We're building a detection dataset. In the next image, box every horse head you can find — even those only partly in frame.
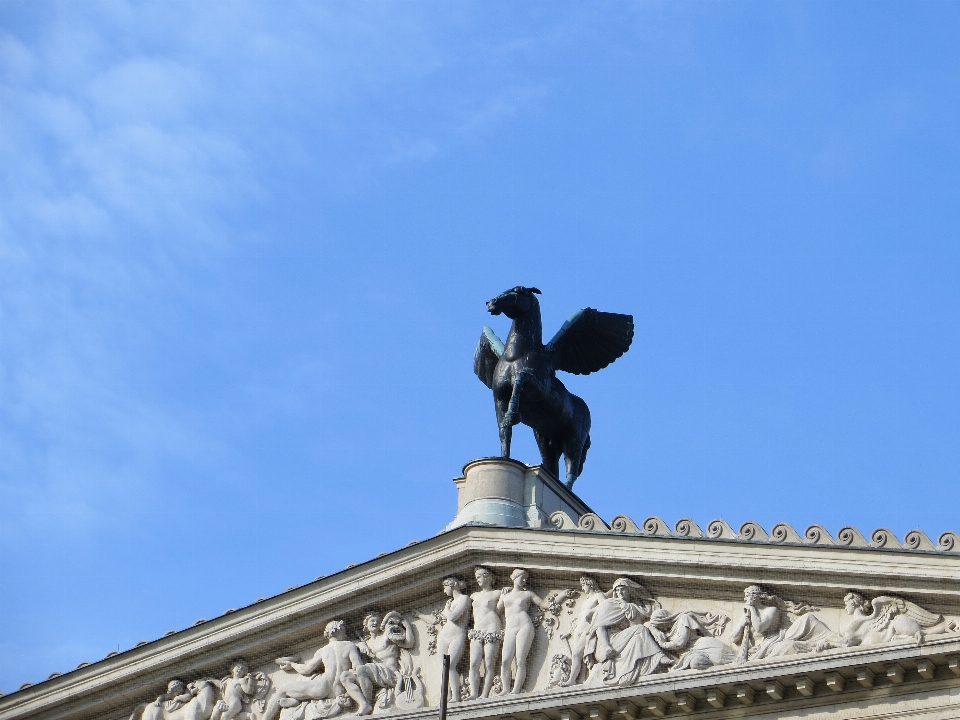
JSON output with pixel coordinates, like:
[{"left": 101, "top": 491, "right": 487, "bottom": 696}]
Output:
[{"left": 486, "top": 286, "right": 541, "bottom": 319}]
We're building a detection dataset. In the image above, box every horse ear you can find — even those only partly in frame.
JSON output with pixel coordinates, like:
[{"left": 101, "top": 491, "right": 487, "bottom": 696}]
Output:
[{"left": 528, "top": 287, "right": 541, "bottom": 295}]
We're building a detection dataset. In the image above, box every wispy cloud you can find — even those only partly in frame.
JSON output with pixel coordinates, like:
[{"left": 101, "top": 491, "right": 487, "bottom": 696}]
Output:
[
  {"left": 0, "top": 3, "right": 263, "bottom": 540},
  {"left": 0, "top": 0, "right": 568, "bottom": 543}
]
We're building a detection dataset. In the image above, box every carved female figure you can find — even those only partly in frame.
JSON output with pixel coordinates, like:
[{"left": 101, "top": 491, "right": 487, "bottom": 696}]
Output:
[
  {"left": 819, "top": 592, "right": 875, "bottom": 650},
  {"left": 729, "top": 585, "right": 779, "bottom": 659},
  {"left": 497, "top": 568, "right": 574, "bottom": 694},
  {"left": 644, "top": 609, "right": 734, "bottom": 671},
  {"left": 467, "top": 566, "right": 503, "bottom": 699},
  {"left": 561, "top": 575, "right": 607, "bottom": 686},
  {"left": 644, "top": 609, "right": 727, "bottom": 654},
  {"left": 579, "top": 578, "right": 670, "bottom": 685},
  {"left": 417, "top": 578, "right": 471, "bottom": 702}
]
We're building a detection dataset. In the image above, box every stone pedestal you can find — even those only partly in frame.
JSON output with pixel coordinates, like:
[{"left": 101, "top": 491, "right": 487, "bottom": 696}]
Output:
[{"left": 445, "top": 457, "right": 595, "bottom": 530}]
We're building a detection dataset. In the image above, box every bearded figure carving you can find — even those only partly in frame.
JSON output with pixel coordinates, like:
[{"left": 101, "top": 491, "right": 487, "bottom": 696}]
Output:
[{"left": 340, "top": 611, "right": 422, "bottom": 715}]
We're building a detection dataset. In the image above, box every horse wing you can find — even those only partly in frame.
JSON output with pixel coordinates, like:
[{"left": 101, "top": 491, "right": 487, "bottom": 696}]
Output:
[
  {"left": 474, "top": 326, "right": 504, "bottom": 389},
  {"left": 546, "top": 309, "right": 634, "bottom": 375}
]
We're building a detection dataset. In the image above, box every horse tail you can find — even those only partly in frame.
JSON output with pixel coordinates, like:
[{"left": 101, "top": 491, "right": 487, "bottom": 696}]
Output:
[
  {"left": 577, "top": 434, "right": 591, "bottom": 476},
  {"left": 128, "top": 704, "right": 148, "bottom": 720}
]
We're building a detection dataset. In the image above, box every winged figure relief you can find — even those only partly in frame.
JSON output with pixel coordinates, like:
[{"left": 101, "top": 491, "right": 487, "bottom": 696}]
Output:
[
  {"left": 474, "top": 286, "right": 633, "bottom": 489},
  {"left": 869, "top": 596, "right": 953, "bottom": 644},
  {"left": 838, "top": 592, "right": 959, "bottom": 648}
]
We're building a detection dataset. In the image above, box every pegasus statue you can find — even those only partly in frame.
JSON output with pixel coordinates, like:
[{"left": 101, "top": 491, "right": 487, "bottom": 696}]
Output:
[{"left": 474, "top": 286, "right": 634, "bottom": 490}]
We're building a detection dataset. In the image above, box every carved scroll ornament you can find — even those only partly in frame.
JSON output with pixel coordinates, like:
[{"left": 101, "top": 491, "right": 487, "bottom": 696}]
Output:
[{"left": 596, "top": 514, "right": 960, "bottom": 555}]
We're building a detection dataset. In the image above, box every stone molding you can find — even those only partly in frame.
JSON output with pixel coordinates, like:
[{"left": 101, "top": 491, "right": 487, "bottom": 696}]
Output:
[{"left": 548, "top": 512, "right": 960, "bottom": 555}]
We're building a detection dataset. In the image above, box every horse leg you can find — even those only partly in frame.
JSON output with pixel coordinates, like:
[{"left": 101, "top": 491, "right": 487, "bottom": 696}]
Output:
[
  {"left": 495, "top": 397, "right": 512, "bottom": 458},
  {"left": 503, "top": 371, "right": 527, "bottom": 427},
  {"left": 564, "top": 432, "right": 592, "bottom": 489},
  {"left": 563, "top": 451, "right": 580, "bottom": 490},
  {"left": 564, "top": 433, "right": 591, "bottom": 489},
  {"left": 563, "top": 399, "right": 591, "bottom": 489},
  {"left": 561, "top": 436, "right": 584, "bottom": 490},
  {"left": 534, "top": 431, "right": 562, "bottom": 482},
  {"left": 499, "top": 373, "right": 528, "bottom": 457}
]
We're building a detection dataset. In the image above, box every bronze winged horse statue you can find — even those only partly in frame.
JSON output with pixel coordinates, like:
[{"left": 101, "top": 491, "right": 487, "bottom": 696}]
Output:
[{"left": 474, "top": 286, "right": 634, "bottom": 490}]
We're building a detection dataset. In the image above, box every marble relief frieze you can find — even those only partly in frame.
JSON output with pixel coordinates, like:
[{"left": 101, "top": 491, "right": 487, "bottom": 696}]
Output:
[{"left": 129, "top": 569, "right": 960, "bottom": 720}]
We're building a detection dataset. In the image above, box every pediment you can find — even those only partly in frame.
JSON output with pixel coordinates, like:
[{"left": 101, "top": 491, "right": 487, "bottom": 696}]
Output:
[{"left": 4, "top": 520, "right": 960, "bottom": 720}]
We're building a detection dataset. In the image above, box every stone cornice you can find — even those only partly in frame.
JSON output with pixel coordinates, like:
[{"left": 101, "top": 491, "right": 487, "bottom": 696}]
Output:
[{"left": 550, "top": 511, "right": 960, "bottom": 555}]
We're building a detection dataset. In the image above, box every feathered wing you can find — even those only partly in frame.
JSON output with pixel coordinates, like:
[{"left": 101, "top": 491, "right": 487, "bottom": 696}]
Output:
[
  {"left": 546, "top": 308, "right": 634, "bottom": 375},
  {"left": 869, "top": 596, "right": 902, "bottom": 632},
  {"left": 874, "top": 596, "right": 943, "bottom": 628},
  {"left": 869, "top": 596, "right": 943, "bottom": 633},
  {"left": 474, "top": 326, "right": 504, "bottom": 389},
  {"left": 903, "top": 602, "right": 946, "bottom": 627}
]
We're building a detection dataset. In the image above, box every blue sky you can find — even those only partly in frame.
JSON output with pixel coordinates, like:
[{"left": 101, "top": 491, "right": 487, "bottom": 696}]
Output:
[{"left": 2, "top": 0, "right": 960, "bottom": 693}]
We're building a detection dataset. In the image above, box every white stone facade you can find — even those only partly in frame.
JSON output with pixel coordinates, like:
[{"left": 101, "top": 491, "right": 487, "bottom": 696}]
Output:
[{"left": 2, "top": 460, "right": 959, "bottom": 720}]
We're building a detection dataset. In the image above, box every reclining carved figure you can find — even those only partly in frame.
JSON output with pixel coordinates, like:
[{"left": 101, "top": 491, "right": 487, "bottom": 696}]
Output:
[
  {"left": 819, "top": 592, "right": 958, "bottom": 649},
  {"left": 263, "top": 620, "right": 361, "bottom": 720},
  {"left": 729, "top": 585, "right": 832, "bottom": 662}
]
